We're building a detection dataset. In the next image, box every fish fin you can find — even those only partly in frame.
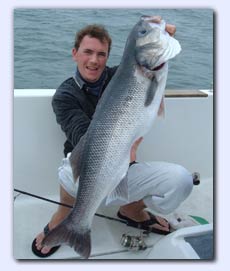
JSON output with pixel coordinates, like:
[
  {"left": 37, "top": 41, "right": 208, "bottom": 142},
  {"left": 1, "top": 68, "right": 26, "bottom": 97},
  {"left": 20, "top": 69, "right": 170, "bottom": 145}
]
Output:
[
  {"left": 106, "top": 173, "right": 129, "bottom": 205},
  {"left": 69, "top": 134, "right": 86, "bottom": 181},
  {"left": 145, "top": 80, "right": 157, "bottom": 107},
  {"left": 42, "top": 219, "right": 91, "bottom": 259}
]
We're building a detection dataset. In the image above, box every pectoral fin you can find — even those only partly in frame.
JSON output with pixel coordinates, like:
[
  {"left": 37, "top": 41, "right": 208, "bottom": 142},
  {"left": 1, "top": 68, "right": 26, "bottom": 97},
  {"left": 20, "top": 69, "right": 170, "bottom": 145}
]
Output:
[{"left": 145, "top": 80, "right": 157, "bottom": 107}]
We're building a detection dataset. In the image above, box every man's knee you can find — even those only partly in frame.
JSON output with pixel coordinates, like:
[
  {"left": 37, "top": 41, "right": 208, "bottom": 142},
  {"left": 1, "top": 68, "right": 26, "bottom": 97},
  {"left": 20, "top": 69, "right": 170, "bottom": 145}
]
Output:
[
  {"left": 171, "top": 164, "right": 193, "bottom": 198},
  {"left": 143, "top": 164, "right": 193, "bottom": 215}
]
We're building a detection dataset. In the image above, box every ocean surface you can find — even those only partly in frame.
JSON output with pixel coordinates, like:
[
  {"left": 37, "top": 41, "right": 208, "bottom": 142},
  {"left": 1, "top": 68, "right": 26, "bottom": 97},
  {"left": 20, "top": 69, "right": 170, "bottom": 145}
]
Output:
[{"left": 14, "top": 9, "right": 213, "bottom": 90}]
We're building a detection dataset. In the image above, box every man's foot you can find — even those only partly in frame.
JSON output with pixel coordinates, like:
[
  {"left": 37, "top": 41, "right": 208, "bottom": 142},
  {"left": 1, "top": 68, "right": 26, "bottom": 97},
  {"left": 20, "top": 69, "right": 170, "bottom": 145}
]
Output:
[
  {"left": 32, "top": 211, "right": 68, "bottom": 257},
  {"left": 32, "top": 186, "right": 75, "bottom": 257},
  {"left": 32, "top": 223, "right": 61, "bottom": 257},
  {"left": 118, "top": 201, "right": 170, "bottom": 234},
  {"left": 117, "top": 210, "right": 170, "bottom": 234}
]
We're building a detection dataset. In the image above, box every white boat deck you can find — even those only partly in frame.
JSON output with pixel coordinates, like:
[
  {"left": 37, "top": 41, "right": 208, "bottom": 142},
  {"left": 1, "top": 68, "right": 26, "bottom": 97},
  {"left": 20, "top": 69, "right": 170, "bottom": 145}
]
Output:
[
  {"left": 13, "top": 89, "right": 213, "bottom": 259},
  {"left": 14, "top": 177, "right": 213, "bottom": 259}
]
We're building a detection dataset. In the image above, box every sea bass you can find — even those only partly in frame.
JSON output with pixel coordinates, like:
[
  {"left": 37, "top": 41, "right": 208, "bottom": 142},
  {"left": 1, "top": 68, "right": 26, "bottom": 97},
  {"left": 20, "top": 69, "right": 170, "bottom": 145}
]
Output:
[{"left": 42, "top": 15, "right": 181, "bottom": 258}]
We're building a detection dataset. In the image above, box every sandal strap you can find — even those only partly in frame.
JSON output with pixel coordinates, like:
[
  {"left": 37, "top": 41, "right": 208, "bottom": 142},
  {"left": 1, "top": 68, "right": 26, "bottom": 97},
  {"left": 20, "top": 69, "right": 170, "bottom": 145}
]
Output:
[{"left": 43, "top": 224, "right": 50, "bottom": 236}]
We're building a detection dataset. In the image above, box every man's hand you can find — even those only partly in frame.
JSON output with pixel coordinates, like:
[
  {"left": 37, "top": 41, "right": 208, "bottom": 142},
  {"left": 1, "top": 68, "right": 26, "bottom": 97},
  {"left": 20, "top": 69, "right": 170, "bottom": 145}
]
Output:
[
  {"left": 130, "top": 137, "right": 143, "bottom": 163},
  {"left": 166, "top": 24, "right": 176, "bottom": 36},
  {"left": 149, "top": 16, "right": 176, "bottom": 37}
]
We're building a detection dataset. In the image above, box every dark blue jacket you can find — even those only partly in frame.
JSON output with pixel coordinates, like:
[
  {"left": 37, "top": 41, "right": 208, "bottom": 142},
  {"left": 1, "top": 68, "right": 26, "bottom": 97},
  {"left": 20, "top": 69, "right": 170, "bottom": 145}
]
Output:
[{"left": 52, "top": 66, "right": 118, "bottom": 156}]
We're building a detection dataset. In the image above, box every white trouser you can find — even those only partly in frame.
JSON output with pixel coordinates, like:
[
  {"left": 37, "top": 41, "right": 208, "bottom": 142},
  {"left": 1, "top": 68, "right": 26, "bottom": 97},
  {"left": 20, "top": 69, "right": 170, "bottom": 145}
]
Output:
[{"left": 58, "top": 154, "right": 193, "bottom": 215}]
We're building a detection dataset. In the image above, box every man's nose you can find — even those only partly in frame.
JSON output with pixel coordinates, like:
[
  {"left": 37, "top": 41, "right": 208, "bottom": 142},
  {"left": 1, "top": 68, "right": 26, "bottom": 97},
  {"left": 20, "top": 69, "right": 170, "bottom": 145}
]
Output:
[{"left": 89, "top": 53, "right": 98, "bottom": 63}]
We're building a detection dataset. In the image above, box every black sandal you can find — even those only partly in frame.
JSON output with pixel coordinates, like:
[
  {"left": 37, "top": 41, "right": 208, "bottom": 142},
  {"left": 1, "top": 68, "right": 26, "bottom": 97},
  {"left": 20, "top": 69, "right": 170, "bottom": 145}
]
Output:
[
  {"left": 31, "top": 224, "right": 60, "bottom": 258},
  {"left": 117, "top": 211, "right": 171, "bottom": 235}
]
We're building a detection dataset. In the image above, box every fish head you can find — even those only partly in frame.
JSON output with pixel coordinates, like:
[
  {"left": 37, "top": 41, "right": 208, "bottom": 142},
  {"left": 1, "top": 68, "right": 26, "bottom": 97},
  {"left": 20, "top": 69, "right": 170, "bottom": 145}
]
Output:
[{"left": 133, "top": 15, "right": 181, "bottom": 71}]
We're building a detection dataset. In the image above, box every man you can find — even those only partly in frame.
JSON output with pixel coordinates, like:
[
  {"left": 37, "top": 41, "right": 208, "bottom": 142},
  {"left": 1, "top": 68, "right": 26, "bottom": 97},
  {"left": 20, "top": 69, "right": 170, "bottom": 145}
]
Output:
[{"left": 32, "top": 20, "right": 193, "bottom": 257}]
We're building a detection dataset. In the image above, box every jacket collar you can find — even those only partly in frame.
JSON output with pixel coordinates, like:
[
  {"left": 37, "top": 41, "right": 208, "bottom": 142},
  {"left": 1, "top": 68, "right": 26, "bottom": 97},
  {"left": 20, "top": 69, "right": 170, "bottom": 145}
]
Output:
[{"left": 74, "top": 67, "right": 108, "bottom": 97}]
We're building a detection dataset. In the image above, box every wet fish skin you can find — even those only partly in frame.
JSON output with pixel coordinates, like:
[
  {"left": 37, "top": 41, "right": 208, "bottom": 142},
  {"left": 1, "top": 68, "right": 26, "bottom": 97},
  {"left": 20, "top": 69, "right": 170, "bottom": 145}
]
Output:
[{"left": 42, "top": 16, "right": 181, "bottom": 259}]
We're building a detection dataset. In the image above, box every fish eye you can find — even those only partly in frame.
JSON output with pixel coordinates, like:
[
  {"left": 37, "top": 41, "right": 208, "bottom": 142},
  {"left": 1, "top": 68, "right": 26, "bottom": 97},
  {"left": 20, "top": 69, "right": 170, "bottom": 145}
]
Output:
[{"left": 139, "top": 29, "right": 147, "bottom": 35}]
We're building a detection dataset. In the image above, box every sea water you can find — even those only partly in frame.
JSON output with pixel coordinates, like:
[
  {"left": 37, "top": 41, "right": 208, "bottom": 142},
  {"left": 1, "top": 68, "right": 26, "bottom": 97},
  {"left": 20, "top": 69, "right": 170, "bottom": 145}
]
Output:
[{"left": 14, "top": 8, "right": 213, "bottom": 90}]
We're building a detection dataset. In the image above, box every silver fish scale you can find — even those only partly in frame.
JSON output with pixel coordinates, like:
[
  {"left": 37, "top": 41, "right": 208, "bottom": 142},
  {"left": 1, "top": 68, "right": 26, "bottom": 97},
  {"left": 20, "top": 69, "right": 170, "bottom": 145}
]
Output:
[
  {"left": 73, "top": 62, "right": 166, "bottom": 230},
  {"left": 74, "top": 70, "right": 153, "bottom": 223}
]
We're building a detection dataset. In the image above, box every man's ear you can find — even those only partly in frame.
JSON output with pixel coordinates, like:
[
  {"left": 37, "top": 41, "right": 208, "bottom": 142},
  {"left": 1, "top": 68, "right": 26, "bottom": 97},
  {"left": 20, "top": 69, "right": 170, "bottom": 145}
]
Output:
[{"left": 72, "top": 48, "right": 78, "bottom": 61}]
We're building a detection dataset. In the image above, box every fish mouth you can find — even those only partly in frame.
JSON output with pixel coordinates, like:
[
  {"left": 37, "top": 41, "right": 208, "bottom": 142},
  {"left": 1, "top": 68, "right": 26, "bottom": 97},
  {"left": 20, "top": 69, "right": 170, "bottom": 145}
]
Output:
[{"left": 141, "top": 15, "right": 162, "bottom": 24}]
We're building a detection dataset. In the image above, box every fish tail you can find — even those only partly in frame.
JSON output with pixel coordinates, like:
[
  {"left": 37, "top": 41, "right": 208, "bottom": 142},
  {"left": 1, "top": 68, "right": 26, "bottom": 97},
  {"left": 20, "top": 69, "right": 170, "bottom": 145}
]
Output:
[{"left": 42, "top": 219, "right": 91, "bottom": 259}]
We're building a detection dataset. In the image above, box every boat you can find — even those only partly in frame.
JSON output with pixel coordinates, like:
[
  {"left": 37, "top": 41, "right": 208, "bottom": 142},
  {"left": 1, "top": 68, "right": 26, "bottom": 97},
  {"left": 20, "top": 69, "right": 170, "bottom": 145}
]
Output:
[{"left": 13, "top": 88, "right": 213, "bottom": 259}]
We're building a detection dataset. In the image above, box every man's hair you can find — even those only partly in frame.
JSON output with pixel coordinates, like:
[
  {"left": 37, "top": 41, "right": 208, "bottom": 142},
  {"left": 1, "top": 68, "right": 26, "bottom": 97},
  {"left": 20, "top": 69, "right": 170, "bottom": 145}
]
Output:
[{"left": 74, "top": 24, "right": 112, "bottom": 55}]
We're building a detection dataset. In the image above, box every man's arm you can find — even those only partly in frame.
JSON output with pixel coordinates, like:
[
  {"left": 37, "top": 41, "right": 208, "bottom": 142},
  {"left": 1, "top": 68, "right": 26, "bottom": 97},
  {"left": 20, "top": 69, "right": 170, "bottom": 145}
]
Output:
[
  {"left": 52, "top": 86, "right": 91, "bottom": 147},
  {"left": 130, "top": 137, "right": 143, "bottom": 163}
]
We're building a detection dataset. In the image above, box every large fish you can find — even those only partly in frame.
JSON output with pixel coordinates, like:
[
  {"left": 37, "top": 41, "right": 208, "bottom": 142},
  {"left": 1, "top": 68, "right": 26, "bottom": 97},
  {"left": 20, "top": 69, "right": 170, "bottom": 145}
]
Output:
[{"left": 42, "top": 15, "right": 181, "bottom": 258}]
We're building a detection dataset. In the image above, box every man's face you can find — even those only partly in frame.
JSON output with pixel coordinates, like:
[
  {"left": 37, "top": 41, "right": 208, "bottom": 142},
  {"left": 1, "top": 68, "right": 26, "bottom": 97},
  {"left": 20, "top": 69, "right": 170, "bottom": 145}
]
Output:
[{"left": 72, "top": 35, "right": 109, "bottom": 83}]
